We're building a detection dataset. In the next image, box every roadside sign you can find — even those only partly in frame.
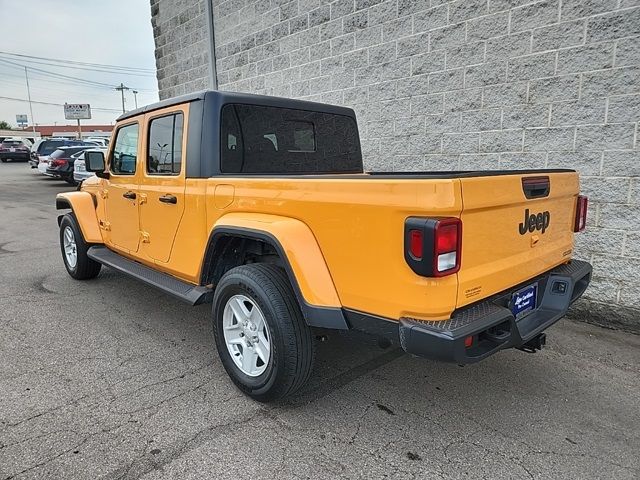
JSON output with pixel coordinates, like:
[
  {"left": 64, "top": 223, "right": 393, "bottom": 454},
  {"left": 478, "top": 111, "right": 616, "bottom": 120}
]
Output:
[
  {"left": 16, "top": 114, "right": 28, "bottom": 125},
  {"left": 64, "top": 103, "right": 92, "bottom": 120}
]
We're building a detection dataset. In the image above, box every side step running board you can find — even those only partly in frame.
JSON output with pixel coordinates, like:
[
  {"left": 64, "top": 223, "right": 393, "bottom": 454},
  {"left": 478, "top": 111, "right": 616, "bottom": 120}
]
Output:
[{"left": 87, "top": 246, "right": 212, "bottom": 305}]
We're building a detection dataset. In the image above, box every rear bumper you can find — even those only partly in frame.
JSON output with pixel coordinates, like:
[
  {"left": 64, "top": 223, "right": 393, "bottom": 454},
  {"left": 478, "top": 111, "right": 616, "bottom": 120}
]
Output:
[
  {"left": 47, "top": 168, "right": 71, "bottom": 179},
  {"left": 0, "top": 152, "right": 30, "bottom": 160},
  {"left": 398, "top": 260, "right": 592, "bottom": 364},
  {"left": 345, "top": 260, "right": 592, "bottom": 364}
]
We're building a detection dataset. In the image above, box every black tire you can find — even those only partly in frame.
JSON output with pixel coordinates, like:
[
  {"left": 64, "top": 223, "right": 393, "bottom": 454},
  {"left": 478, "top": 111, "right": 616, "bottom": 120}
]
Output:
[
  {"left": 212, "top": 264, "right": 315, "bottom": 402},
  {"left": 1, "top": 159, "right": 7, "bottom": 163},
  {"left": 59, "top": 213, "right": 101, "bottom": 280}
]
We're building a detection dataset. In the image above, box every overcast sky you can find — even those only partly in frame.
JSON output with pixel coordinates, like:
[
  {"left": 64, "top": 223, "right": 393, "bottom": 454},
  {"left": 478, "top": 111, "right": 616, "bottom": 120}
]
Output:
[{"left": 0, "top": 0, "right": 159, "bottom": 127}]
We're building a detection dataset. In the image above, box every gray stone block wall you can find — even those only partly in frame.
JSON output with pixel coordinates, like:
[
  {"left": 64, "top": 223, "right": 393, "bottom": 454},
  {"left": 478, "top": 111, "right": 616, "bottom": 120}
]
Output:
[
  {"left": 151, "top": 0, "right": 640, "bottom": 331},
  {"left": 151, "top": 0, "right": 210, "bottom": 99}
]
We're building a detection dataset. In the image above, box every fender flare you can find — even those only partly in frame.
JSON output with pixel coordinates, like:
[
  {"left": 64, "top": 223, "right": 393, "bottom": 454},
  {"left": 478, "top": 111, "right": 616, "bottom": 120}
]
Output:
[
  {"left": 202, "top": 213, "right": 348, "bottom": 330},
  {"left": 56, "top": 192, "right": 103, "bottom": 244}
]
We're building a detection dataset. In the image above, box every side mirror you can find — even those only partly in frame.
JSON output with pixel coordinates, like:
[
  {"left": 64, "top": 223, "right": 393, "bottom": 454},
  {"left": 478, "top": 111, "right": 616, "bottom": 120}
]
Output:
[{"left": 85, "top": 150, "right": 108, "bottom": 178}]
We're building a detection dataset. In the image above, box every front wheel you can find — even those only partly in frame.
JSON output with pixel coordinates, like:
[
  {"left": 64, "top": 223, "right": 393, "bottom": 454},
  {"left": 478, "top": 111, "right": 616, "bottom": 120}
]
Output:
[
  {"left": 212, "top": 264, "right": 315, "bottom": 402},
  {"left": 59, "top": 213, "right": 101, "bottom": 280}
]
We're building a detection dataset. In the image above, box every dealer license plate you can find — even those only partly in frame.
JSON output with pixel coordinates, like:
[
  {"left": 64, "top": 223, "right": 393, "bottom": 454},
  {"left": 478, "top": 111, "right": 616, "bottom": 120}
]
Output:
[{"left": 511, "top": 283, "right": 537, "bottom": 319}]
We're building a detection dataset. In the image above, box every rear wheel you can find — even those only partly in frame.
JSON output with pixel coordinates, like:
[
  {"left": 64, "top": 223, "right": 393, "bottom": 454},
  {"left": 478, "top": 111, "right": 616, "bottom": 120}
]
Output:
[
  {"left": 59, "top": 213, "right": 101, "bottom": 280},
  {"left": 212, "top": 264, "right": 315, "bottom": 402}
]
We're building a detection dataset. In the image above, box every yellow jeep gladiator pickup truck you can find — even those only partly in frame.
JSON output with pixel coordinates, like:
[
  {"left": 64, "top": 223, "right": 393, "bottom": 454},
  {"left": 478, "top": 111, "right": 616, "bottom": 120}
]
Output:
[{"left": 56, "top": 91, "right": 592, "bottom": 401}]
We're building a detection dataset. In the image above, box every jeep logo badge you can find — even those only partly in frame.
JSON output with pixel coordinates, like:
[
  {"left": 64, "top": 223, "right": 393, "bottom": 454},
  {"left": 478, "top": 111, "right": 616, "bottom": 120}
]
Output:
[{"left": 519, "top": 209, "right": 550, "bottom": 235}]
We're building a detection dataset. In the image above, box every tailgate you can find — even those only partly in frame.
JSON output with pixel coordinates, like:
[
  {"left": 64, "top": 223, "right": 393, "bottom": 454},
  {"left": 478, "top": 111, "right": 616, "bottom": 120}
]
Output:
[{"left": 457, "top": 171, "right": 578, "bottom": 308}]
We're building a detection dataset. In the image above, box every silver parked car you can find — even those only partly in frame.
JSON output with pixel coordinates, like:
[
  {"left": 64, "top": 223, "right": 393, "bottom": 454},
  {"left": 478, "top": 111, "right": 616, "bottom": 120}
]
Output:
[{"left": 73, "top": 147, "right": 107, "bottom": 184}]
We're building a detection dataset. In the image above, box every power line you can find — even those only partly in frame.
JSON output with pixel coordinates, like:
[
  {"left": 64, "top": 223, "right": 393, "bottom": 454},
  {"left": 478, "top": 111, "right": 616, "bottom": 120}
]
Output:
[
  {"left": 0, "top": 58, "right": 158, "bottom": 93},
  {"left": 0, "top": 95, "right": 122, "bottom": 113},
  {"left": 0, "top": 51, "right": 155, "bottom": 73},
  {"left": 0, "top": 55, "right": 156, "bottom": 77},
  {"left": 1, "top": 74, "right": 134, "bottom": 98},
  {"left": 0, "top": 69, "right": 156, "bottom": 98},
  {"left": 0, "top": 58, "right": 116, "bottom": 90}
]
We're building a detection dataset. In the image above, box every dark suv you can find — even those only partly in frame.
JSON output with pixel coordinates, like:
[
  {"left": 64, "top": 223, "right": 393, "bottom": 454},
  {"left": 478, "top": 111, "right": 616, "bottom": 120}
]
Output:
[
  {"left": 45, "top": 146, "right": 93, "bottom": 183},
  {"left": 29, "top": 139, "right": 86, "bottom": 168},
  {"left": 0, "top": 140, "right": 31, "bottom": 162}
]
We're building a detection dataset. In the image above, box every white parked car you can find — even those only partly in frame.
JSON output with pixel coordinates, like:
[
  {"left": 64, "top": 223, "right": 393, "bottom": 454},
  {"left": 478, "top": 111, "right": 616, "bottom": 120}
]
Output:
[
  {"left": 37, "top": 157, "right": 52, "bottom": 176},
  {"left": 73, "top": 148, "right": 107, "bottom": 183},
  {"left": 85, "top": 137, "right": 110, "bottom": 147}
]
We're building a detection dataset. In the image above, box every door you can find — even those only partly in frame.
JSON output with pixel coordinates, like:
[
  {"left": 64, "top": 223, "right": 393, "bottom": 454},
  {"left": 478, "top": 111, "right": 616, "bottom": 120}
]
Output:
[
  {"left": 105, "top": 122, "right": 141, "bottom": 253},
  {"left": 138, "top": 110, "right": 186, "bottom": 263}
]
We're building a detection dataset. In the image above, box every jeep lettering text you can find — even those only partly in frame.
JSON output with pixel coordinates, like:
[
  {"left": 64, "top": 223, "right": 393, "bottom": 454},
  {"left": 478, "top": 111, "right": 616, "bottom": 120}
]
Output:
[{"left": 519, "top": 209, "right": 551, "bottom": 235}]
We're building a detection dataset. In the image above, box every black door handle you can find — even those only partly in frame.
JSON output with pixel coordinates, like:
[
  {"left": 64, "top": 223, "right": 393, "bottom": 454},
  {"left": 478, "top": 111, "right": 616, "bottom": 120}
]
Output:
[
  {"left": 159, "top": 194, "right": 177, "bottom": 204},
  {"left": 122, "top": 191, "right": 136, "bottom": 200}
]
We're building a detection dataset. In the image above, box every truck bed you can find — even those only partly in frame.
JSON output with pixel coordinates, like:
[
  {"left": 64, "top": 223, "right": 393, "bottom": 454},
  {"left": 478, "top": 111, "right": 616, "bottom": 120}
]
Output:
[{"left": 196, "top": 169, "right": 580, "bottom": 322}]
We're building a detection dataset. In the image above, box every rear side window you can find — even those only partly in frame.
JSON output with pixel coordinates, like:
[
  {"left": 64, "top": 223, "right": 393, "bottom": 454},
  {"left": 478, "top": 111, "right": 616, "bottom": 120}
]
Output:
[
  {"left": 49, "top": 147, "right": 85, "bottom": 159},
  {"left": 220, "top": 104, "right": 362, "bottom": 174},
  {"left": 147, "top": 113, "right": 183, "bottom": 175},
  {"left": 49, "top": 149, "right": 66, "bottom": 159},
  {"left": 110, "top": 123, "right": 139, "bottom": 175}
]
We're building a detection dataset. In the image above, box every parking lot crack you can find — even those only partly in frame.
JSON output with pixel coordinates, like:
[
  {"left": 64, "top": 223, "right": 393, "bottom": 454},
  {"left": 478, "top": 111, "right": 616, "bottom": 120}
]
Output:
[
  {"left": 4, "top": 393, "right": 90, "bottom": 429},
  {"left": 106, "top": 407, "right": 269, "bottom": 480}
]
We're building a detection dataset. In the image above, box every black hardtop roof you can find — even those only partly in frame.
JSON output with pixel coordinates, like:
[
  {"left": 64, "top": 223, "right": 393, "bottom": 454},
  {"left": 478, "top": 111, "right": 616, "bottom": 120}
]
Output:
[{"left": 116, "top": 90, "right": 357, "bottom": 122}]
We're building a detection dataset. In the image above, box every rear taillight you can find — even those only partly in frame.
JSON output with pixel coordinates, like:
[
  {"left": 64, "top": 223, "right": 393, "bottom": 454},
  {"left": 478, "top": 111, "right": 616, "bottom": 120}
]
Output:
[
  {"left": 434, "top": 219, "right": 461, "bottom": 274},
  {"left": 574, "top": 195, "right": 588, "bottom": 232},
  {"left": 409, "top": 230, "right": 423, "bottom": 259},
  {"left": 404, "top": 217, "right": 462, "bottom": 277},
  {"left": 50, "top": 159, "right": 67, "bottom": 168}
]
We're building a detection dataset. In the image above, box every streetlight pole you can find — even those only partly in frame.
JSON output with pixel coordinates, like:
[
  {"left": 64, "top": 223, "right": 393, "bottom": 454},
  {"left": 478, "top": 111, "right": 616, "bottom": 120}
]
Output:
[
  {"left": 115, "top": 83, "right": 129, "bottom": 114},
  {"left": 203, "top": 0, "right": 218, "bottom": 89},
  {"left": 132, "top": 90, "right": 139, "bottom": 109},
  {"left": 24, "top": 67, "right": 36, "bottom": 133}
]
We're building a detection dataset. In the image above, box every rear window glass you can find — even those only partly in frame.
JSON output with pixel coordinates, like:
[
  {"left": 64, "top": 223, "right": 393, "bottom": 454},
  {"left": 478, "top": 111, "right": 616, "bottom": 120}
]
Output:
[
  {"left": 38, "top": 140, "right": 84, "bottom": 155},
  {"left": 39, "top": 141, "right": 65, "bottom": 155},
  {"left": 220, "top": 104, "right": 362, "bottom": 174}
]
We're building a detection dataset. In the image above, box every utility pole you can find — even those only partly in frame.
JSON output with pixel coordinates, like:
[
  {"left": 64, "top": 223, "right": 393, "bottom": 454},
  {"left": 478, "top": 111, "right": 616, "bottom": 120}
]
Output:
[
  {"left": 132, "top": 90, "right": 139, "bottom": 109},
  {"left": 24, "top": 67, "right": 36, "bottom": 133},
  {"left": 115, "top": 83, "right": 129, "bottom": 114}
]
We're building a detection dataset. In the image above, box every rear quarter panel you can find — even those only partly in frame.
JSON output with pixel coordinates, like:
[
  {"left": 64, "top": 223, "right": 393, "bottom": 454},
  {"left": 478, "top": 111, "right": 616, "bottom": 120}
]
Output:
[{"left": 202, "top": 177, "right": 463, "bottom": 321}]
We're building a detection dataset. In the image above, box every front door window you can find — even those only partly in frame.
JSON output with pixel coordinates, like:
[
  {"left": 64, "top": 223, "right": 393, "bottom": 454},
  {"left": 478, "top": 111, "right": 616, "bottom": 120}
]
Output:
[{"left": 110, "top": 123, "right": 139, "bottom": 175}]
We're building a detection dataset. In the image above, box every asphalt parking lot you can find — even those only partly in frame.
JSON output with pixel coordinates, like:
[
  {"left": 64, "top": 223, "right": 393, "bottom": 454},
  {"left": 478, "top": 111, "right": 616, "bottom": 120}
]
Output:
[{"left": 1, "top": 161, "right": 639, "bottom": 480}]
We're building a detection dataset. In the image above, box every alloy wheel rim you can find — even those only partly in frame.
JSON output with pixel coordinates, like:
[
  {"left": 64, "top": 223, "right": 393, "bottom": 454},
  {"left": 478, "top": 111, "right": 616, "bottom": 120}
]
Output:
[
  {"left": 63, "top": 226, "right": 77, "bottom": 268},
  {"left": 222, "top": 294, "right": 271, "bottom": 377}
]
